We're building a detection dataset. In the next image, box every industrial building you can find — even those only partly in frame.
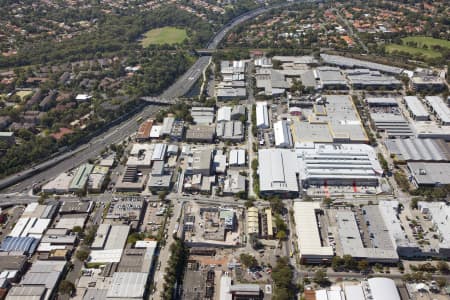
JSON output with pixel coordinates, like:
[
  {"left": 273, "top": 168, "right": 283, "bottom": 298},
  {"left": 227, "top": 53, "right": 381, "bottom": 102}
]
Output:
[
  {"left": 220, "top": 275, "right": 262, "bottom": 300},
  {"left": 216, "top": 87, "right": 247, "bottom": 101},
  {"left": 370, "top": 113, "right": 414, "bottom": 138},
  {"left": 364, "top": 278, "right": 401, "bottom": 300},
  {"left": 217, "top": 107, "right": 232, "bottom": 122},
  {"left": 106, "top": 272, "right": 148, "bottom": 300},
  {"left": 41, "top": 172, "right": 74, "bottom": 194},
  {"left": 170, "top": 120, "right": 184, "bottom": 141},
  {"left": 88, "top": 165, "right": 109, "bottom": 193},
  {"left": 216, "top": 121, "right": 244, "bottom": 142},
  {"left": 335, "top": 210, "right": 399, "bottom": 263},
  {"left": 258, "top": 149, "right": 299, "bottom": 198},
  {"left": 410, "top": 76, "right": 446, "bottom": 92},
  {"left": 414, "top": 122, "right": 450, "bottom": 141},
  {"left": 126, "top": 143, "right": 153, "bottom": 167},
  {"left": 346, "top": 69, "right": 402, "bottom": 90},
  {"left": 14, "top": 260, "right": 66, "bottom": 300},
  {"left": 256, "top": 102, "right": 269, "bottom": 129},
  {"left": 296, "top": 143, "right": 383, "bottom": 187},
  {"left": 115, "top": 166, "right": 147, "bottom": 192},
  {"left": 186, "top": 125, "right": 215, "bottom": 143},
  {"left": 315, "top": 67, "right": 348, "bottom": 90},
  {"left": 407, "top": 162, "right": 450, "bottom": 187},
  {"left": 92, "top": 223, "right": 111, "bottom": 250},
  {"left": 366, "top": 97, "right": 398, "bottom": 107},
  {"left": 136, "top": 119, "right": 153, "bottom": 141},
  {"left": 320, "top": 54, "right": 404, "bottom": 75},
  {"left": 293, "top": 202, "right": 333, "bottom": 264},
  {"left": 147, "top": 161, "right": 173, "bottom": 192},
  {"left": 273, "top": 120, "right": 293, "bottom": 148},
  {"left": 418, "top": 202, "right": 450, "bottom": 258},
  {"left": 424, "top": 96, "right": 450, "bottom": 125},
  {"left": 403, "top": 96, "right": 429, "bottom": 121},
  {"left": 161, "top": 116, "right": 175, "bottom": 136},
  {"left": 191, "top": 107, "right": 215, "bottom": 124},
  {"left": 385, "top": 138, "right": 450, "bottom": 162},
  {"left": 151, "top": 143, "right": 167, "bottom": 161},
  {"left": 292, "top": 95, "right": 368, "bottom": 143},
  {"left": 229, "top": 149, "right": 246, "bottom": 167},
  {"left": 68, "top": 163, "right": 94, "bottom": 193},
  {"left": 188, "top": 149, "right": 212, "bottom": 176},
  {"left": 222, "top": 171, "right": 245, "bottom": 195},
  {"left": 255, "top": 68, "right": 290, "bottom": 96},
  {"left": 247, "top": 207, "right": 259, "bottom": 235}
]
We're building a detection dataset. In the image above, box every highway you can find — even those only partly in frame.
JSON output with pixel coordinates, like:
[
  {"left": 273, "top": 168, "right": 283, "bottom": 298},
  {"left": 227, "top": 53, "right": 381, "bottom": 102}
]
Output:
[{"left": 0, "top": 0, "right": 308, "bottom": 194}]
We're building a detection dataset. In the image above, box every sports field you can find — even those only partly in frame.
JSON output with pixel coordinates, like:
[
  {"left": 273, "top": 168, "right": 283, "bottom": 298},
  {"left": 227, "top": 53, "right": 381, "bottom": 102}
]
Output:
[{"left": 141, "top": 27, "right": 187, "bottom": 47}]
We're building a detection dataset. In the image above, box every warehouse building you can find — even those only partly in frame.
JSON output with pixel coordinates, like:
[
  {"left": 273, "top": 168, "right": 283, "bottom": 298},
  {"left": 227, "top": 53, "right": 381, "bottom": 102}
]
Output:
[
  {"left": 126, "top": 144, "right": 153, "bottom": 167},
  {"left": 147, "top": 161, "right": 173, "bottom": 192},
  {"left": 256, "top": 102, "right": 269, "bottom": 129},
  {"left": 320, "top": 54, "right": 404, "bottom": 75},
  {"left": 335, "top": 210, "right": 399, "bottom": 263},
  {"left": 16, "top": 260, "right": 66, "bottom": 300},
  {"left": 296, "top": 143, "right": 383, "bottom": 187},
  {"left": 161, "top": 117, "right": 175, "bottom": 136},
  {"left": 41, "top": 172, "right": 74, "bottom": 194},
  {"left": 366, "top": 97, "right": 398, "bottom": 107},
  {"left": 217, "top": 87, "right": 247, "bottom": 101},
  {"left": 418, "top": 202, "right": 450, "bottom": 258},
  {"left": 424, "top": 96, "right": 450, "bottom": 125},
  {"left": 229, "top": 149, "right": 246, "bottom": 167},
  {"left": 403, "top": 96, "right": 429, "bottom": 121},
  {"left": 217, "top": 107, "right": 232, "bottom": 122},
  {"left": 377, "top": 201, "right": 421, "bottom": 258},
  {"left": 385, "top": 138, "right": 450, "bottom": 162},
  {"left": 92, "top": 223, "right": 111, "bottom": 250},
  {"left": 410, "top": 76, "right": 446, "bottom": 92},
  {"left": 151, "top": 143, "right": 167, "bottom": 161},
  {"left": 170, "top": 120, "right": 184, "bottom": 141},
  {"left": 222, "top": 171, "right": 245, "bottom": 195},
  {"left": 216, "top": 121, "right": 244, "bottom": 142},
  {"left": 258, "top": 149, "right": 299, "bottom": 198},
  {"left": 407, "top": 162, "right": 450, "bottom": 187},
  {"left": 247, "top": 207, "right": 259, "bottom": 235},
  {"left": 414, "top": 122, "right": 450, "bottom": 141},
  {"left": 115, "top": 166, "right": 147, "bottom": 192},
  {"left": 136, "top": 119, "right": 153, "bottom": 142},
  {"left": 370, "top": 113, "right": 414, "bottom": 138},
  {"left": 273, "top": 120, "right": 293, "bottom": 148},
  {"left": 106, "top": 272, "right": 149, "bottom": 299},
  {"left": 292, "top": 95, "right": 368, "bottom": 143},
  {"left": 315, "top": 67, "right": 348, "bottom": 90},
  {"left": 346, "top": 69, "right": 402, "bottom": 90},
  {"left": 293, "top": 202, "right": 333, "bottom": 264},
  {"left": 186, "top": 125, "right": 215, "bottom": 143},
  {"left": 69, "top": 163, "right": 94, "bottom": 193},
  {"left": 191, "top": 107, "right": 215, "bottom": 124},
  {"left": 188, "top": 149, "right": 212, "bottom": 176}
]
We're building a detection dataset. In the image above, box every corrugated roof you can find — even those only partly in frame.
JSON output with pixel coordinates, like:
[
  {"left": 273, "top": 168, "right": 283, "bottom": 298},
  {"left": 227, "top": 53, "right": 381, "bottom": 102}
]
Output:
[{"left": 106, "top": 272, "right": 148, "bottom": 298}]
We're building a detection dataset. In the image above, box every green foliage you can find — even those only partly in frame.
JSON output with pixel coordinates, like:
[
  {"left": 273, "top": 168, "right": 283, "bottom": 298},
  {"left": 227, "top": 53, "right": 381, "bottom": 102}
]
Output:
[
  {"left": 313, "top": 269, "right": 330, "bottom": 286},
  {"left": 239, "top": 253, "right": 258, "bottom": 268},
  {"left": 127, "top": 232, "right": 146, "bottom": 245},
  {"left": 58, "top": 280, "right": 75, "bottom": 295},
  {"left": 83, "top": 225, "right": 98, "bottom": 246},
  {"left": 75, "top": 248, "right": 90, "bottom": 262},
  {"left": 162, "top": 239, "right": 188, "bottom": 300},
  {"left": 272, "top": 257, "right": 294, "bottom": 300},
  {"left": 377, "top": 153, "right": 389, "bottom": 173}
]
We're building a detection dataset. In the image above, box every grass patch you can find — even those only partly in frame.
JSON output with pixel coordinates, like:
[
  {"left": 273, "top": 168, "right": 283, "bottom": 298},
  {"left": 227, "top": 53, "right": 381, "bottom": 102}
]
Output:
[
  {"left": 402, "top": 36, "right": 450, "bottom": 49},
  {"left": 386, "top": 36, "right": 450, "bottom": 60},
  {"left": 385, "top": 44, "right": 442, "bottom": 59},
  {"left": 141, "top": 26, "right": 187, "bottom": 47}
]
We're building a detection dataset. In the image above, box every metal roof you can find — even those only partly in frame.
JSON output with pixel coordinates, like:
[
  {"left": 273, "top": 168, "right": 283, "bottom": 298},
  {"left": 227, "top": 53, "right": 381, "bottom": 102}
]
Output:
[
  {"left": 407, "top": 162, "right": 450, "bottom": 185},
  {"left": 273, "top": 120, "right": 293, "bottom": 148},
  {"left": 151, "top": 143, "right": 167, "bottom": 161},
  {"left": 293, "top": 202, "right": 334, "bottom": 259},
  {"left": 256, "top": 102, "right": 269, "bottom": 128},
  {"left": 385, "top": 138, "right": 450, "bottom": 161},
  {"left": 403, "top": 96, "right": 429, "bottom": 119},
  {"left": 0, "top": 236, "right": 39, "bottom": 255},
  {"left": 104, "top": 225, "right": 129, "bottom": 250},
  {"left": 367, "top": 278, "right": 401, "bottom": 300},
  {"left": 425, "top": 96, "right": 450, "bottom": 124},
  {"left": 106, "top": 272, "right": 148, "bottom": 299},
  {"left": 321, "top": 54, "right": 404, "bottom": 74},
  {"left": 258, "top": 149, "right": 298, "bottom": 194}
]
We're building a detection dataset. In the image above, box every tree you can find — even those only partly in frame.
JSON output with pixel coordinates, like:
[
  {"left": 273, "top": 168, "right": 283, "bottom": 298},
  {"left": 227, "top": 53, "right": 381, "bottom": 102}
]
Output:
[
  {"left": 358, "top": 260, "right": 369, "bottom": 272},
  {"left": 240, "top": 253, "right": 258, "bottom": 268},
  {"left": 276, "top": 230, "right": 287, "bottom": 240},
  {"left": 76, "top": 248, "right": 90, "bottom": 261},
  {"left": 437, "top": 261, "right": 449, "bottom": 274},
  {"left": 436, "top": 277, "right": 447, "bottom": 288},
  {"left": 313, "top": 269, "right": 330, "bottom": 286},
  {"left": 158, "top": 191, "right": 168, "bottom": 201},
  {"left": 59, "top": 280, "right": 75, "bottom": 295},
  {"left": 72, "top": 226, "right": 82, "bottom": 233}
]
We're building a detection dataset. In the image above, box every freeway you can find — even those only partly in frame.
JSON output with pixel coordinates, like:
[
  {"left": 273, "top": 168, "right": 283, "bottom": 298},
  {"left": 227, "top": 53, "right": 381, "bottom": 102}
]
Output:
[{"left": 0, "top": 0, "right": 308, "bottom": 194}]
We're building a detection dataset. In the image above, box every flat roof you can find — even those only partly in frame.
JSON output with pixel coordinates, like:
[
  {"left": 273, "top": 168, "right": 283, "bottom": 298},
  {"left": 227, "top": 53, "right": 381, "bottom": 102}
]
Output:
[
  {"left": 70, "top": 163, "right": 94, "bottom": 191},
  {"left": 385, "top": 138, "right": 450, "bottom": 161},
  {"left": 418, "top": 202, "right": 450, "bottom": 250},
  {"left": 425, "top": 96, "right": 450, "bottom": 124},
  {"left": 104, "top": 225, "right": 129, "bottom": 250},
  {"left": 367, "top": 278, "right": 401, "bottom": 300},
  {"left": 321, "top": 53, "right": 404, "bottom": 74},
  {"left": 293, "top": 202, "right": 333, "bottom": 259},
  {"left": 258, "top": 149, "right": 299, "bottom": 194},
  {"left": 407, "top": 162, "right": 450, "bottom": 185},
  {"left": 106, "top": 272, "right": 148, "bottom": 299},
  {"left": 403, "top": 96, "right": 429, "bottom": 119},
  {"left": 91, "top": 223, "right": 111, "bottom": 249}
]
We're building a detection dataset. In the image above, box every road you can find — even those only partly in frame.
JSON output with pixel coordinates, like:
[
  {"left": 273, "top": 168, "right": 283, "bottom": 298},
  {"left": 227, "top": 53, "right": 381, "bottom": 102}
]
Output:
[{"left": 0, "top": 0, "right": 307, "bottom": 195}]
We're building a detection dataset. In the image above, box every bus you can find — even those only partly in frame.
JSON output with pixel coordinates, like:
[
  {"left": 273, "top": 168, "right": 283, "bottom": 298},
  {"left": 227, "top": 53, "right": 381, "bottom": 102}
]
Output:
[{"left": 136, "top": 116, "right": 143, "bottom": 123}]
